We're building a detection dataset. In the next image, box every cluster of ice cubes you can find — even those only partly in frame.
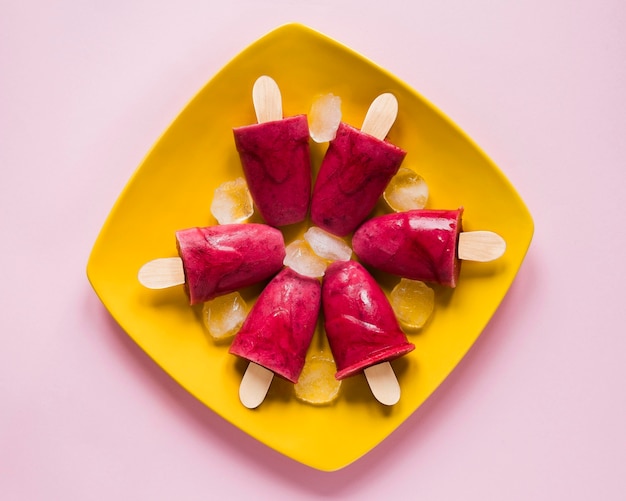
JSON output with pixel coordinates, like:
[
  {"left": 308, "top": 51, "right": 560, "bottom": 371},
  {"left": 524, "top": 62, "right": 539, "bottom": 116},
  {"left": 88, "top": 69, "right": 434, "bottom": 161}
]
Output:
[
  {"left": 284, "top": 227, "right": 352, "bottom": 278},
  {"left": 283, "top": 240, "right": 328, "bottom": 278}
]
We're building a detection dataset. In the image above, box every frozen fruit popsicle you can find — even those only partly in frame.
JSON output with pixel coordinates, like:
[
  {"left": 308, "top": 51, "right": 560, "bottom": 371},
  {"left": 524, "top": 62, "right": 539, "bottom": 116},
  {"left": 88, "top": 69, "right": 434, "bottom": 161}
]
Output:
[
  {"left": 322, "top": 260, "right": 415, "bottom": 405},
  {"left": 138, "top": 223, "right": 286, "bottom": 305},
  {"left": 311, "top": 93, "right": 406, "bottom": 237},
  {"left": 229, "top": 266, "right": 322, "bottom": 408},
  {"left": 352, "top": 208, "right": 506, "bottom": 288},
  {"left": 232, "top": 76, "right": 311, "bottom": 227}
]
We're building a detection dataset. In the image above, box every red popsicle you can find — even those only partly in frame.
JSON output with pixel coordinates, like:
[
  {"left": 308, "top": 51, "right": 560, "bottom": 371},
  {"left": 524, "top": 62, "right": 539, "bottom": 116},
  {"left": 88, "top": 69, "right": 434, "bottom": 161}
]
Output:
[
  {"left": 352, "top": 208, "right": 506, "bottom": 287},
  {"left": 229, "top": 267, "right": 322, "bottom": 408},
  {"left": 233, "top": 76, "right": 311, "bottom": 227},
  {"left": 138, "top": 223, "right": 286, "bottom": 305},
  {"left": 322, "top": 260, "right": 415, "bottom": 405},
  {"left": 311, "top": 93, "right": 406, "bottom": 236}
]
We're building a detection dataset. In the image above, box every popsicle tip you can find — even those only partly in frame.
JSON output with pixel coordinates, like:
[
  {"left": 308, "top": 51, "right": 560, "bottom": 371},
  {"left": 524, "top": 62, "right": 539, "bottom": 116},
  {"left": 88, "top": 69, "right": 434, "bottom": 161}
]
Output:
[
  {"left": 138, "top": 257, "right": 185, "bottom": 289},
  {"left": 458, "top": 231, "right": 506, "bottom": 262},
  {"left": 239, "top": 362, "right": 274, "bottom": 409},
  {"left": 363, "top": 362, "right": 401, "bottom": 406},
  {"left": 253, "top": 75, "right": 282, "bottom": 123}
]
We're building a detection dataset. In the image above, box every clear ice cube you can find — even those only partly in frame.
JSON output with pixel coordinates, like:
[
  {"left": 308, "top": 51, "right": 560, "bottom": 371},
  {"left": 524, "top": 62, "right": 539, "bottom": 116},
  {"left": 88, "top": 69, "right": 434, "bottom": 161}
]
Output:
[
  {"left": 283, "top": 239, "right": 328, "bottom": 278},
  {"left": 304, "top": 226, "right": 352, "bottom": 261},
  {"left": 309, "top": 93, "right": 342, "bottom": 143},
  {"left": 389, "top": 278, "right": 435, "bottom": 330},
  {"left": 202, "top": 292, "right": 248, "bottom": 340},
  {"left": 383, "top": 167, "right": 429, "bottom": 212},
  {"left": 295, "top": 353, "right": 341, "bottom": 405},
  {"left": 210, "top": 177, "right": 254, "bottom": 224}
]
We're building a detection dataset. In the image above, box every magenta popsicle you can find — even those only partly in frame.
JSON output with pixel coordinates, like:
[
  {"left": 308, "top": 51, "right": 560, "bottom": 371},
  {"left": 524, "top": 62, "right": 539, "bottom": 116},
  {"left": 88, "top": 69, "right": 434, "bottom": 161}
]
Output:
[
  {"left": 175, "top": 224, "right": 285, "bottom": 305},
  {"left": 233, "top": 116, "right": 311, "bottom": 226},
  {"left": 229, "top": 267, "right": 321, "bottom": 384},
  {"left": 352, "top": 208, "right": 463, "bottom": 287},
  {"left": 311, "top": 122, "right": 406, "bottom": 236},
  {"left": 233, "top": 76, "right": 311, "bottom": 227},
  {"left": 322, "top": 260, "right": 415, "bottom": 381}
]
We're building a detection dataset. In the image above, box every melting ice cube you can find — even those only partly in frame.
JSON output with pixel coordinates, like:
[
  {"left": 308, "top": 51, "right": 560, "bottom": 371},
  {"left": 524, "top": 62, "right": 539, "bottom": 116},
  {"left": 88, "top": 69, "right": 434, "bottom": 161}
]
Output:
[
  {"left": 284, "top": 239, "right": 328, "bottom": 278},
  {"left": 295, "top": 353, "right": 342, "bottom": 405},
  {"left": 389, "top": 278, "right": 435, "bottom": 330},
  {"left": 210, "top": 177, "right": 254, "bottom": 224},
  {"left": 383, "top": 167, "right": 429, "bottom": 212},
  {"left": 309, "top": 93, "right": 342, "bottom": 143},
  {"left": 202, "top": 292, "right": 248, "bottom": 340},
  {"left": 304, "top": 226, "right": 352, "bottom": 262}
]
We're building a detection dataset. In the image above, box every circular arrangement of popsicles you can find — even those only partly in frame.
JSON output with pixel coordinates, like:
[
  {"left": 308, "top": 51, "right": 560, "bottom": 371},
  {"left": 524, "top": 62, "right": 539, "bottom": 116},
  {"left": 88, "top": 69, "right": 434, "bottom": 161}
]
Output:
[{"left": 137, "top": 75, "right": 507, "bottom": 409}]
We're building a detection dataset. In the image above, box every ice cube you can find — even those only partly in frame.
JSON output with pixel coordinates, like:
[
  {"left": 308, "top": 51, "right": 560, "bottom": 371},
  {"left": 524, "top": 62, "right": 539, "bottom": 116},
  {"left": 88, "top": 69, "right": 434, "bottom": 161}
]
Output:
[
  {"left": 283, "top": 239, "right": 328, "bottom": 278},
  {"left": 210, "top": 177, "right": 254, "bottom": 224},
  {"left": 383, "top": 167, "right": 429, "bottom": 212},
  {"left": 309, "top": 93, "right": 342, "bottom": 143},
  {"left": 202, "top": 292, "right": 248, "bottom": 340},
  {"left": 303, "top": 226, "right": 352, "bottom": 261},
  {"left": 389, "top": 278, "right": 435, "bottom": 330},
  {"left": 295, "top": 353, "right": 342, "bottom": 405}
]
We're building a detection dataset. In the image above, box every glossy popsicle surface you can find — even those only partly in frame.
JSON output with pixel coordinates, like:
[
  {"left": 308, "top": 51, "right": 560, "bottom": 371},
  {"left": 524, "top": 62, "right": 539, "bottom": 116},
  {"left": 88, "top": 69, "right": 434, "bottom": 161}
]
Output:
[
  {"left": 352, "top": 208, "right": 463, "bottom": 287},
  {"left": 322, "top": 260, "right": 414, "bottom": 380}
]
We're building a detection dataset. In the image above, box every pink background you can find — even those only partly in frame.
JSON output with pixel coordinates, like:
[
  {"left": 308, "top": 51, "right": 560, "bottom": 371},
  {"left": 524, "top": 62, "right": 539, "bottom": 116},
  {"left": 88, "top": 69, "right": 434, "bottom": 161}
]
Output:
[{"left": 2, "top": 1, "right": 625, "bottom": 499}]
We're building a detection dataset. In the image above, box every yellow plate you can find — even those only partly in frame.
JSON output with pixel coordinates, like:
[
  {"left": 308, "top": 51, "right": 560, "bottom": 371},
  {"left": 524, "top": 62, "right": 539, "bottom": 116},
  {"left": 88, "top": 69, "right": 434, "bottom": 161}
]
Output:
[{"left": 87, "top": 23, "right": 533, "bottom": 471}]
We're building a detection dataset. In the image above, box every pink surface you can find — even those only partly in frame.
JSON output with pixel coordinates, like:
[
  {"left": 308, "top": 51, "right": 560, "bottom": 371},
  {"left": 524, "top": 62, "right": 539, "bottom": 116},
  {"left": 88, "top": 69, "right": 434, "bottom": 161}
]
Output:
[{"left": 2, "top": 1, "right": 625, "bottom": 499}]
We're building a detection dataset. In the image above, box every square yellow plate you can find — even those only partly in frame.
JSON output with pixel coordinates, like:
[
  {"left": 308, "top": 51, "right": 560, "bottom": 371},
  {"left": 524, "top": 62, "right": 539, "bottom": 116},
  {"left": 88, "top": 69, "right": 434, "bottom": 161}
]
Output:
[{"left": 87, "top": 23, "right": 533, "bottom": 471}]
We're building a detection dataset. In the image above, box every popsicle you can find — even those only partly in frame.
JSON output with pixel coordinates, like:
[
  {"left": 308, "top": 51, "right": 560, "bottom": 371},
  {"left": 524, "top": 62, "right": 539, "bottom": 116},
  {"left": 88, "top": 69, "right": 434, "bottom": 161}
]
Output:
[
  {"left": 232, "top": 76, "right": 311, "bottom": 227},
  {"left": 322, "top": 260, "right": 415, "bottom": 405},
  {"left": 229, "top": 266, "right": 322, "bottom": 408},
  {"left": 310, "top": 93, "right": 406, "bottom": 237},
  {"left": 352, "top": 208, "right": 506, "bottom": 287},
  {"left": 138, "top": 223, "right": 286, "bottom": 305}
]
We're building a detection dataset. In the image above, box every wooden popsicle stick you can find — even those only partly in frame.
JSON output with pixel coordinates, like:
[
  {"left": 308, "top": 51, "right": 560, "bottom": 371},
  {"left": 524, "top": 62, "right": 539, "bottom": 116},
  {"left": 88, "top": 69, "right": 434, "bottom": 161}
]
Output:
[
  {"left": 252, "top": 75, "right": 282, "bottom": 124},
  {"left": 458, "top": 231, "right": 506, "bottom": 262},
  {"left": 239, "top": 362, "right": 274, "bottom": 409},
  {"left": 363, "top": 361, "right": 401, "bottom": 406},
  {"left": 138, "top": 257, "right": 185, "bottom": 289},
  {"left": 361, "top": 93, "right": 399, "bottom": 141}
]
